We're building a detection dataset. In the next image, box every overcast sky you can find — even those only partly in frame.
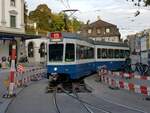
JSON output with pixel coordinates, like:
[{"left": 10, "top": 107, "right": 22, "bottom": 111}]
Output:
[{"left": 26, "top": 0, "right": 150, "bottom": 39}]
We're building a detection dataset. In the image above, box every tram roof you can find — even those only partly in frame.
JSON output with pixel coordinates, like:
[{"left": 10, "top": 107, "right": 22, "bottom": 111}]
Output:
[
  {"left": 94, "top": 41, "right": 129, "bottom": 47},
  {"left": 61, "top": 32, "right": 94, "bottom": 43},
  {"left": 61, "top": 32, "right": 128, "bottom": 47}
]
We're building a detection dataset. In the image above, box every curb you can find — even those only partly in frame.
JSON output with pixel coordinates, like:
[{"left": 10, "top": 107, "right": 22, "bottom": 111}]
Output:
[{"left": 84, "top": 79, "right": 94, "bottom": 92}]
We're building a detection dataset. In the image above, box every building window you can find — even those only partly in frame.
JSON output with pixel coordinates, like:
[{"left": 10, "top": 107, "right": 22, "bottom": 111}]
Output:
[
  {"left": 28, "top": 42, "right": 34, "bottom": 58},
  {"left": 97, "top": 29, "right": 101, "bottom": 34},
  {"left": 39, "top": 43, "right": 45, "bottom": 58},
  {"left": 10, "top": 0, "right": 15, "bottom": 6},
  {"left": 106, "top": 28, "right": 110, "bottom": 33},
  {"left": 88, "top": 29, "right": 92, "bottom": 34},
  {"left": 10, "top": 15, "right": 16, "bottom": 28}
]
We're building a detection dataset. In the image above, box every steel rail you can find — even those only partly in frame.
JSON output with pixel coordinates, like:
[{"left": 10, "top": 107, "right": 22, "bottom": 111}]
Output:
[
  {"left": 62, "top": 89, "right": 111, "bottom": 113},
  {"left": 73, "top": 90, "right": 94, "bottom": 113},
  {"left": 53, "top": 89, "right": 61, "bottom": 113}
]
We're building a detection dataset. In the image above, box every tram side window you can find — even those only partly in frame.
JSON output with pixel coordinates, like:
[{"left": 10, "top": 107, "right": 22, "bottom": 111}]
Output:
[
  {"left": 102, "top": 48, "right": 107, "bottom": 58},
  {"left": 49, "top": 44, "right": 63, "bottom": 62},
  {"left": 120, "top": 50, "right": 124, "bottom": 58},
  {"left": 97, "top": 48, "right": 101, "bottom": 58},
  {"left": 65, "top": 43, "right": 75, "bottom": 62},
  {"left": 88, "top": 47, "right": 94, "bottom": 59},
  {"left": 76, "top": 45, "right": 80, "bottom": 60},
  {"left": 107, "top": 49, "right": 113, "bottom": 58},
  {"left": 84, "top": 46, "right": 88, "bottom": 59},
  {"left": 76, "top": 45, "right": 94, "bottom": 60},
  {"left": 80, "top": 46, "right": 85, "bottom": 59},
  {"left": 114, "top": 49, "right": 119, "bottom": 58},
  {"left": 77, "top": 45, "right": 86, "bottom": 59}
]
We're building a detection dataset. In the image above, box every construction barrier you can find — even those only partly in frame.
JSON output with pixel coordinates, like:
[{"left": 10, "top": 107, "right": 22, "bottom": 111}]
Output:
[
  {"left": 97, "top": 65, "right": 108, "bottom": 81},
  {"left": 112, "top": 71, "right": 150, "bottom": 80},
  {"left": 0, "top": 67, "right": 47, "bottom": 98},
  {"left": 100, "top": 74, "right": 150, "bottom": 96}
]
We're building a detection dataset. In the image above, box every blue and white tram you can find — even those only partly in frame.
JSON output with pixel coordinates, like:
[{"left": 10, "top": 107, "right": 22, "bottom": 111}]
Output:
[
  {"left": 95, "top": 42, "right": 130, "bottom": 71},
  {"left": 47, "top": 32, "right": 95, "bottom": 80},
  {"left": 47, "top": 32, "right": 129, "bottom": 80}
]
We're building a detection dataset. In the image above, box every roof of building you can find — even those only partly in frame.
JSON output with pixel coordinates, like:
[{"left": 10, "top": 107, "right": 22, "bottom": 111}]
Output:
[
  {"left": 81, "top": 19, "right": 117, "bottom": 29},
  {"left": 89, "top": 19, "right": 117, "bottom": 28}
]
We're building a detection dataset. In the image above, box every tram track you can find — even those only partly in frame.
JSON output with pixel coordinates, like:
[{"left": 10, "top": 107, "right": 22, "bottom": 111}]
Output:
[
  {"left": 50, "top": 80, "right": 112, "bottom": 113},
  {"left": 61, "top": 88, "right": 111, "bottom": 113},
  {"left": 53, "top": 89, "right": 61, "bottom": 113},
  {"left": 73, "top": 90, "right": 95, "bottom": 113},
  {"left": 62, "top": 89, "right": 147, "bottom": 113},
  {"left": 50, "top": 81, "right": 147, "bottom": 113}
]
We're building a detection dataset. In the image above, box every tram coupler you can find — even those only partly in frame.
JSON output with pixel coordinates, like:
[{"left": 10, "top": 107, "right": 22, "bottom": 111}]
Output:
[
  {"left": 46, "top": 74, "right": 59, "bottom": 93},
  {"left": 57, "top": 84, "right": 63, "bottom": 93},
  {"left": 72, "top": 82, "right": 80, "bottom": 92}
]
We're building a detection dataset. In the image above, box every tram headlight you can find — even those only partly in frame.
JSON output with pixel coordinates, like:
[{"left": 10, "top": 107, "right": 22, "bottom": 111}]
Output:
[{"left": 54, "top": 67, "right": 58, "bottom": 71}]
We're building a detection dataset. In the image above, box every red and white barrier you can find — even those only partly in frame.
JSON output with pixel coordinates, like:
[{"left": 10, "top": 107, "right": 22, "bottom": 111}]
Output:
[
  {"left": 112, "top": 72, "right": 150, "bottom": 81},
  {"left": 15, "top": 67, "right": 46, "bottom": 86},
  {"left": 100, "top": 75, "right": 150, "bottom": 96}
]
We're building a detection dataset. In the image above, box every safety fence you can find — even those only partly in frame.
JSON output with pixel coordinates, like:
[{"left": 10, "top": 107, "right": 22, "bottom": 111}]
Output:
[
  {"left": 111, "top": 71, "right": 150, "bottom": 80},
  {"left": 98, "top": 66, "right": 150, "bottom": 96},
  {"left": 0, "top": 67, "right": 47, "bottom": 97}
]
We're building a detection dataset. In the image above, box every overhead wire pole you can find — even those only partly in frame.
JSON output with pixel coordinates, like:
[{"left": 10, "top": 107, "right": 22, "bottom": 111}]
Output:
[
  {"left": 62, "top": 9, "right": 79, "bottom": 32},
  {"left": 58, "top": 0, "right": 79, "bottom": 32}
]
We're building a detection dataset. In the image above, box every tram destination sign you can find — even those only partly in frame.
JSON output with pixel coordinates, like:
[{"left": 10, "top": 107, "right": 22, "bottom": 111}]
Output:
[{"left": 49, "top": 32, "right": 63, "bottom": 42}]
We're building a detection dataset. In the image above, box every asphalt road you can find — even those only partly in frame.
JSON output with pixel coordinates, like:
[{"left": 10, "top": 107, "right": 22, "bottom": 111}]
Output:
[{"left": 6, "top": 79, "right": 148, "bottom": 113}]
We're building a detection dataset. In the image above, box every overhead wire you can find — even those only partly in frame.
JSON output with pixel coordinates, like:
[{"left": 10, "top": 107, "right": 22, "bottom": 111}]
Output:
[
  {"left": 58, "top": 0, "right": 69, "bottom": 9},
  {"left": 65, "top": 0, "right": 71, "bottom": 9}
]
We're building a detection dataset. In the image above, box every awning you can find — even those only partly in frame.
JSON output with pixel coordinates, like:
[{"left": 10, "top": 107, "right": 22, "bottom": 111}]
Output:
[{"left": 0, "top": 32, "right": 42, "bottom": 40}]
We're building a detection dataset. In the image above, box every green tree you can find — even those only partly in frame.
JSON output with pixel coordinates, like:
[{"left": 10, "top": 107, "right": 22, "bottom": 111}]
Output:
[
  {"left": 29, "top": 4, "right": 51, "bottom": 32},
  {"left": 145, "top": 0, "right": 150, "bottom": 6},
  {"left": 50, "top": 13, "right": 65, "bottom": 31},
  {"left": 126, "top": 0, "right": 150, "bottom": 6},
  {"left": 27, "top": 4, "right": 83, "bottom": 35}
]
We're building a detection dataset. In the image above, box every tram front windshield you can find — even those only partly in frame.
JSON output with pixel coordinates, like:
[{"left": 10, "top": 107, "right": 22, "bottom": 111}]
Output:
[{"left": 49, "top": 44, "right": 63, "bottom": 62}]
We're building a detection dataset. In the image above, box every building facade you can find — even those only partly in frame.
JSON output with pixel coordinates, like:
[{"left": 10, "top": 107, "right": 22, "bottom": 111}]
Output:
[
  {"left": 0, "top": 0, "right": 25, "bottom": 34},
  {"left": 127, "top": 29, "right": 150, "bottom": 65},
  {"left": 25, "top": 38, "right": 47, "bottom": 63},
  {"left": 79, "top": 19, "right": 121, "bottom": 43}
]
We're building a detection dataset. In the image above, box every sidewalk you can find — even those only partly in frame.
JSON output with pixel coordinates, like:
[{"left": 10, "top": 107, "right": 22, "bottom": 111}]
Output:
[
  {"left": 84, "top": 74, "right": 150, "bottom": 112},
  {"left": 0, "top": 67, "right": 46, "bottom": 113},
  {"left": 0, "top": 88, "right": 23, "bottom": 113}
]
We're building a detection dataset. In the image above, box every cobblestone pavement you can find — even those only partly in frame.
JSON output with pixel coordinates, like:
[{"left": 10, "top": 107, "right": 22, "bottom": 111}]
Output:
[{"left": 6, "top": 78, "right": 149, "bottom": 113}]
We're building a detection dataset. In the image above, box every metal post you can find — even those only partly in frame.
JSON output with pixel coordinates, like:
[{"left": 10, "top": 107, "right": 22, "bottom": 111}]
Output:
[{"left": 8, "top": 44, "right": 16, "bottom": 97}]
